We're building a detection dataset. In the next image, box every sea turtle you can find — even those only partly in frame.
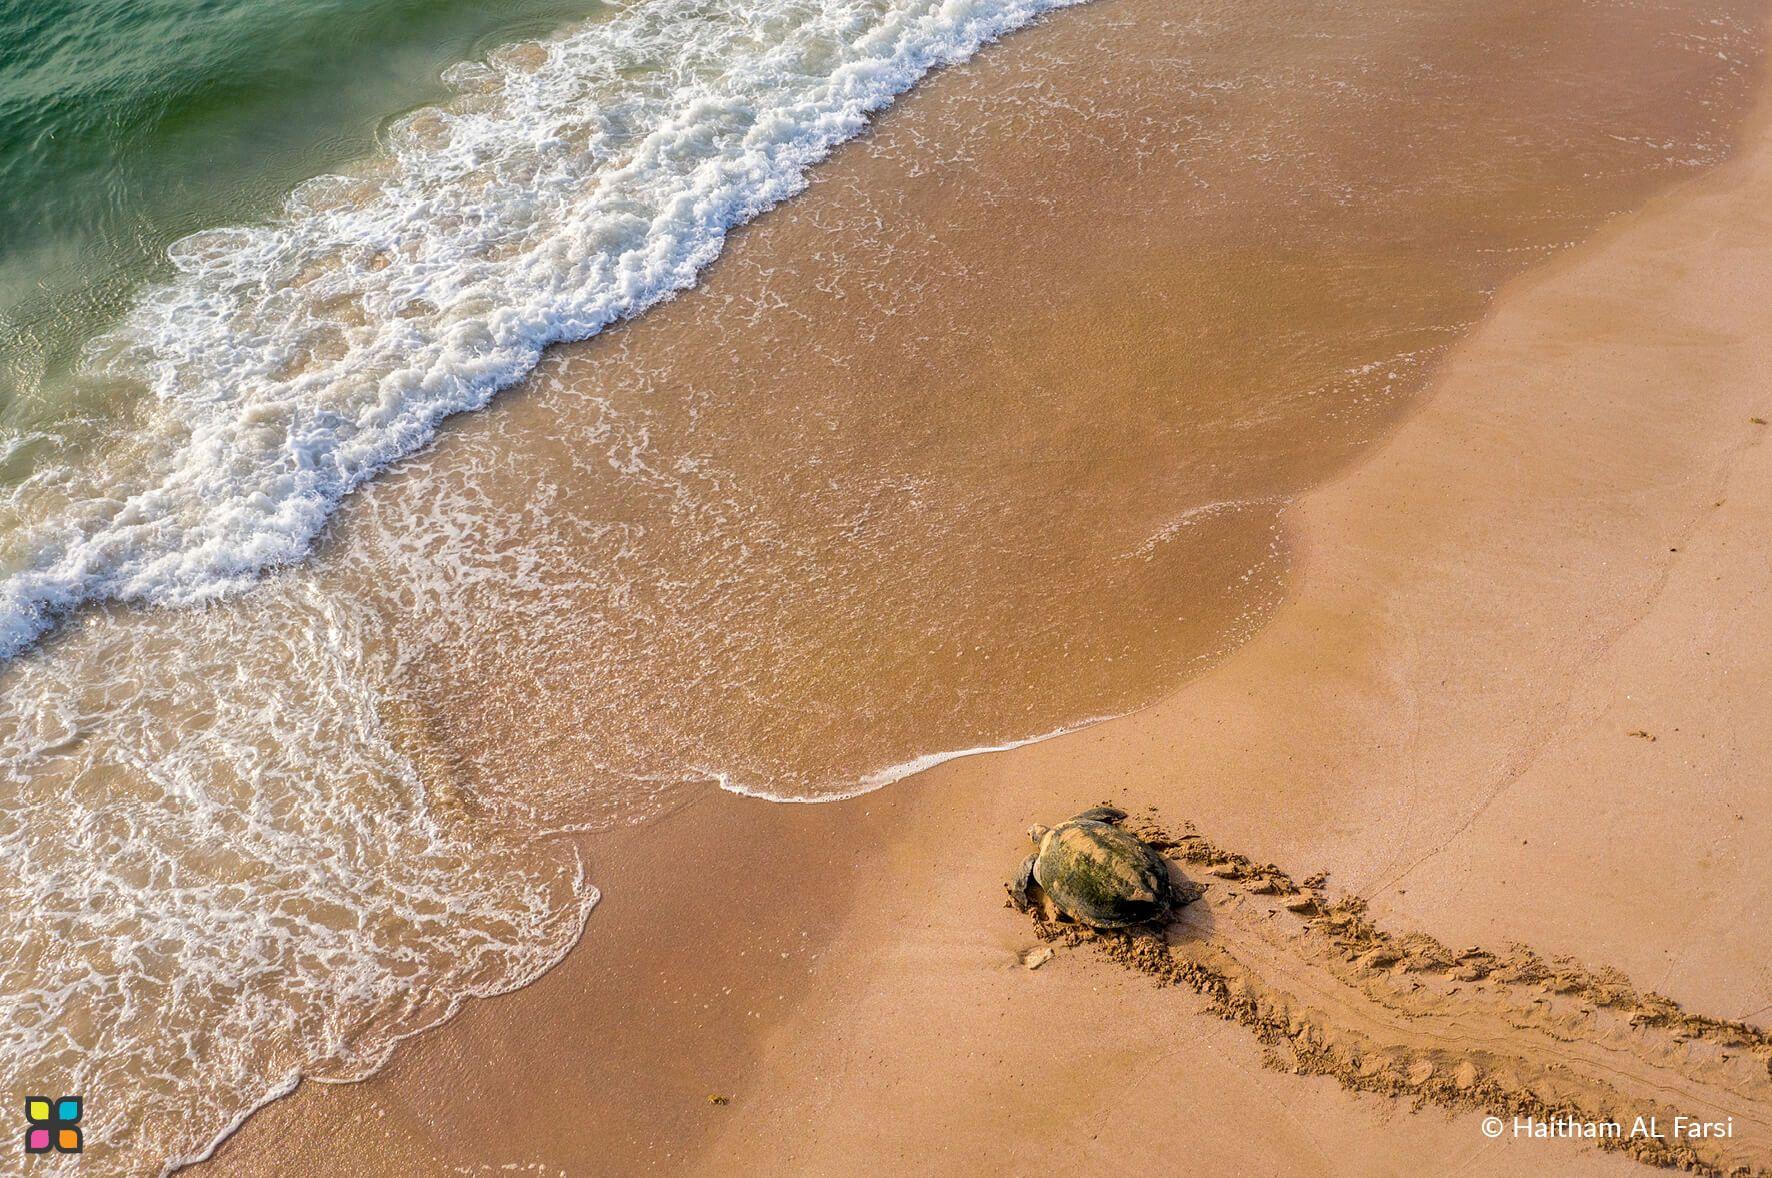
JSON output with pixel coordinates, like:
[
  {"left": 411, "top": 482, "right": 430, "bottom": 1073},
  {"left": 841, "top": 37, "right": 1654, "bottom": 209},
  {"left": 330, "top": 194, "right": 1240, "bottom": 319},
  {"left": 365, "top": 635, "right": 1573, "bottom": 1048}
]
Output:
[{"left": 1009, "top": 806, "right": 1178, "bottom": 928}]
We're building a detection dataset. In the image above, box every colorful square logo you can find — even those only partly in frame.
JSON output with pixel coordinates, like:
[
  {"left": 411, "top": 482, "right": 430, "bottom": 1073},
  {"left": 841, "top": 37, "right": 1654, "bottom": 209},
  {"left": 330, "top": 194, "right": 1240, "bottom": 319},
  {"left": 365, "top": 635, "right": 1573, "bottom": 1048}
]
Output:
[{"left": 23, "top": 1095, "right": 81, "bottom": 1155}]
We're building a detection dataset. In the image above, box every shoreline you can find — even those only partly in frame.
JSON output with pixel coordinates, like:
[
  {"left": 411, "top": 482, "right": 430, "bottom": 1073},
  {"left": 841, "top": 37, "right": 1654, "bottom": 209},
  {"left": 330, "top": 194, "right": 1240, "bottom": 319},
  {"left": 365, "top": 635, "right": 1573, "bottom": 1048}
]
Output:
[
  {"left": 0, "top": 0, "right": 1092, "bottom": 664},
  {"left": 198, "top": 3, "right": 1772, "bottom": 1176}
]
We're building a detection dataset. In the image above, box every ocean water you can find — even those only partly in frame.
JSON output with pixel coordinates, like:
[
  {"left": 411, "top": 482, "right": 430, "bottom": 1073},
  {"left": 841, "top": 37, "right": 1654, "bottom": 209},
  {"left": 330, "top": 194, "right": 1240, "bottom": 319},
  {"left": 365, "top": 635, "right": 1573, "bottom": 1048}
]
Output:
[
  {"left": 0, "top": 0, "right": 1093, "bottom": 1171},
  {"left": 0, "top": 0, "right": 609, "bottom": 471},
  {"left": 0, "top": 0, "right": 1763, "bottom": 1173},
  {"left": 0, "top": 0, "right": 1085, "bottom": 660}
]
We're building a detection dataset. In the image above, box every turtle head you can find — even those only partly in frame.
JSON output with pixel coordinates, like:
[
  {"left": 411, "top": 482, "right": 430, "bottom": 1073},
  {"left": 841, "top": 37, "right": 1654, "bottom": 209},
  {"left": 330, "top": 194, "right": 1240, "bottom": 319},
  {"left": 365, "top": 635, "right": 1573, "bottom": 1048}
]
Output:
[{"left": 1027, "top": 823, "right": 1051, "bottom": 846}]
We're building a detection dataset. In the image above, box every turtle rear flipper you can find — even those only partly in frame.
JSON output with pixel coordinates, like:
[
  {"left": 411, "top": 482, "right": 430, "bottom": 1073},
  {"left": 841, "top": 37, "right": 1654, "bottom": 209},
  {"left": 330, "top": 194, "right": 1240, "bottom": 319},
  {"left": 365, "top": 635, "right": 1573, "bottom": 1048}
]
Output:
[
  {"left": 1008, "top": 853, "right": 1040, "bottom": 912},
  {"left": 1071, "top": 805, "right": 1128, "bottom": 825}
]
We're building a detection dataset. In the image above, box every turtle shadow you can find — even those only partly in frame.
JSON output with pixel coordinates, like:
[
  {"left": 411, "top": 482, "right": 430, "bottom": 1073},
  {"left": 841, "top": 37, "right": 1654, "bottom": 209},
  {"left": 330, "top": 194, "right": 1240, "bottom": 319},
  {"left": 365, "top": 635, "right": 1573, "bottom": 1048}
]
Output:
[{"left": 1136, "top": 861, "right": 1213, "bottom": 945}]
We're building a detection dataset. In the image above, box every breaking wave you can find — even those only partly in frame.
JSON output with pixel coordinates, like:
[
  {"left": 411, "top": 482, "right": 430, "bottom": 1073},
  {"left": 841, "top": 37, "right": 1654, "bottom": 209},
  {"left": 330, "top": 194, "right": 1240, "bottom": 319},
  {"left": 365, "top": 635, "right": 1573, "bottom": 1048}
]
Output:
[{"left": 0, "top": 0, "right": 1082, "bottom": 660}]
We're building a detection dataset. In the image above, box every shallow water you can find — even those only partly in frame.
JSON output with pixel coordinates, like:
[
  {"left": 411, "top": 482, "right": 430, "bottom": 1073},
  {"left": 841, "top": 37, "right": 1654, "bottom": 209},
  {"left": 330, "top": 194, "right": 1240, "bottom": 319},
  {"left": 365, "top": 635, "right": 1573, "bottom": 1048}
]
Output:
[
  {"left": 0, "top": 0, "right": 1764, "bottom": 1174},
  {"left": 0, "top": 0, "right": 1092, "bottom": 659}
]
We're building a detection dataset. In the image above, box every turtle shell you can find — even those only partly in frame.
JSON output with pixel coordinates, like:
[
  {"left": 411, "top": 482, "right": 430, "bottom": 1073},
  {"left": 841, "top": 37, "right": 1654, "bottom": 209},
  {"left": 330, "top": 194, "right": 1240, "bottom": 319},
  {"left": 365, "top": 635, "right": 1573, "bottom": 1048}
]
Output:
[{"left": 1032, "top": 818, "right": 1174, "bottom": 928}]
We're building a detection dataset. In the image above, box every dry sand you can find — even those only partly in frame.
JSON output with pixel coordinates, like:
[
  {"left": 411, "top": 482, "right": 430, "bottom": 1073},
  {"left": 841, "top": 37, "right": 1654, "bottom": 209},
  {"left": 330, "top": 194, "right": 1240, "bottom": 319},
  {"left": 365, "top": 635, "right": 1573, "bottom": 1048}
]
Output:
[{"left": 202, "top": 10, "right": 1772, "bottom": 1178}]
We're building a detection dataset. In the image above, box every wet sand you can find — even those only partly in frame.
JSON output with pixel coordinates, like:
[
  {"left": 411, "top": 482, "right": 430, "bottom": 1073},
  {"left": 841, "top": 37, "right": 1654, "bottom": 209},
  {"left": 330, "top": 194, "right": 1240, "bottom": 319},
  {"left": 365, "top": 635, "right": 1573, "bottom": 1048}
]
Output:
[
  {"left": 324, "top": 0, "right": 1761, "bottom": 828},
  {"left": 676, "top": 98, "right": 1772, "bottom": 1174},
  {"left": 201, "top": 1, "right": 1772, "bottom": 1175}
]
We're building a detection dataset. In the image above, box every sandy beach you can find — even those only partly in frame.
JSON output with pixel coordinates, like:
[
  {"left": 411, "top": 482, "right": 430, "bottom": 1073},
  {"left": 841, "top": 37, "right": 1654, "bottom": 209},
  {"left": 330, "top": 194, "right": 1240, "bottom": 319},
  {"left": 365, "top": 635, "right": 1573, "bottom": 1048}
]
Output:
[{"left": 180, "top": 1, "right": 1772, "bottom": 1175}]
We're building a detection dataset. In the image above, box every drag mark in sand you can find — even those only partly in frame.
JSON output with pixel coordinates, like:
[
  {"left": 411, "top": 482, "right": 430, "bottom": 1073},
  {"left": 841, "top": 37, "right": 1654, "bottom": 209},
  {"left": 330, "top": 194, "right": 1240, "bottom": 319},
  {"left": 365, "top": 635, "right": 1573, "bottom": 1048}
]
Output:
[{"left": 1025, "top": 819, "right": 1772, "bottom": 1175}]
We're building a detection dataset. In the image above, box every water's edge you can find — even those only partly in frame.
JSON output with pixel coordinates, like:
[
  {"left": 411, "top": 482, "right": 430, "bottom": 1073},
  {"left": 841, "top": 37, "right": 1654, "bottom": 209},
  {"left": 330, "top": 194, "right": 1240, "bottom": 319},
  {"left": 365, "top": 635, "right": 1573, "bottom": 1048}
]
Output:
[{"left": 0, "top": 0, "right": 1088, "bottom": 663}]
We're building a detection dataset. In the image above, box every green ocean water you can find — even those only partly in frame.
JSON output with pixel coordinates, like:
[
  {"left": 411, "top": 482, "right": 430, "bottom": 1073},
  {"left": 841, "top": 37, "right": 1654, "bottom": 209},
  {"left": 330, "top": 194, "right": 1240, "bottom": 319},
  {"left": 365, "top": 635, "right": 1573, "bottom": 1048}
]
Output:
[{"left": 0, "top": 0, "right": 604, "bottom": 428}]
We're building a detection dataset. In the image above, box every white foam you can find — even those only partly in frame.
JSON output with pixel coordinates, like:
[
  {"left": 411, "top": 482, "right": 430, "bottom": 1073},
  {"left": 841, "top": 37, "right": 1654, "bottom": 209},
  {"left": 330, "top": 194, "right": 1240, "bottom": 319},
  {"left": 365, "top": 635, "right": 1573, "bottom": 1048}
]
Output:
[
  {"left": 0, "top": 564, "right": 600, "bottom": 1175},
  {"left": 1120, "top": 496, "right": 1283, "bottom": 561},
  {"left": 711, "top": 716, "right": 1116, "bottom": 803},
  {"left": 0, "top": 0, "right": 1086, "bottom": 660},
  {"left": 0, "top": 5, "right": 1102, "bottom": 1169}
]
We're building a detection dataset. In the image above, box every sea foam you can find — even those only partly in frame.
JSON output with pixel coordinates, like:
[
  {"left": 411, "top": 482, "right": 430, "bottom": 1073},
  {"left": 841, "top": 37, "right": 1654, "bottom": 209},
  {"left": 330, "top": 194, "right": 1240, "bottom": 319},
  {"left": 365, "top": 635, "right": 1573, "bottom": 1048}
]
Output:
[
  {"left": 0, "top": 0, "right": 1083, "bottom": 661},
  {"left": 0, "top": 4, "right": 1088, "bottom": 1170}
]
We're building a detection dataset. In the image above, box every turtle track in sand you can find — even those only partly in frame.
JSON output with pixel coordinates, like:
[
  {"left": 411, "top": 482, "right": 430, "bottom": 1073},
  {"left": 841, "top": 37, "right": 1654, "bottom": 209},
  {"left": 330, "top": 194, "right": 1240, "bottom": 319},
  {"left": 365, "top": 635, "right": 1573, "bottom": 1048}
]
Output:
[{"left": 1028, "top": 818, "right": 1772, "bottom": 1175}]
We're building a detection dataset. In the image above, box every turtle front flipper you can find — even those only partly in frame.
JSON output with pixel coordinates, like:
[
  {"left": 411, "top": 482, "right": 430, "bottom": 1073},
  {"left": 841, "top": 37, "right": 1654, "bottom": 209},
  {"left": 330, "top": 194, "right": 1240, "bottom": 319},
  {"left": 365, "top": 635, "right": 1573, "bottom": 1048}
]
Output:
[
  {"left": 1008, "top": 853, "right": 1040, "bottom": 912},
  {"left": 1071, "top": 805, "right": 1128, "bottom": 825}
]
